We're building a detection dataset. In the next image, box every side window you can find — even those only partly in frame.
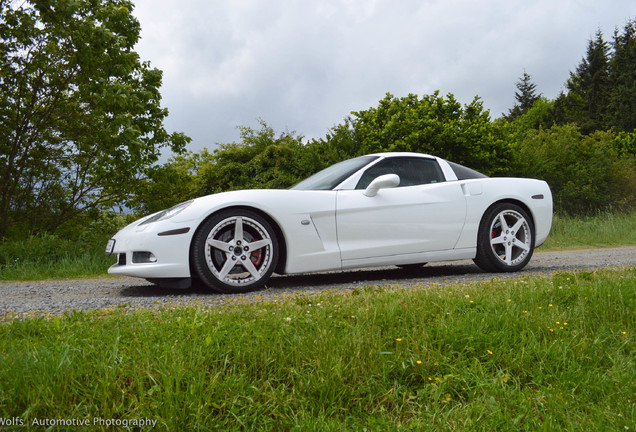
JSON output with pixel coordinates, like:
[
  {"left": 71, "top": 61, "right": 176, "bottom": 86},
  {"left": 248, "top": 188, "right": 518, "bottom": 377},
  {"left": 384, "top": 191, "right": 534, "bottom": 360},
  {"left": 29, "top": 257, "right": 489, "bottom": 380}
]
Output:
[{"left": 355, "top": 157, "right": 445, "bottom": 189}]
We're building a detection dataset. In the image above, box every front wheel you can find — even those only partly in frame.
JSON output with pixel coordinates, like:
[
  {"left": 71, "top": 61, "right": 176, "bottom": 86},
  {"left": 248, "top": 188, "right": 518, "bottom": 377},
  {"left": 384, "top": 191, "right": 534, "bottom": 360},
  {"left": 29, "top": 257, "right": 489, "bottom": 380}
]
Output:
[
  {"left": 191, "top": 209, "right": 279, "bottom": 293},
  {"left": 473, "top": 203, "right": 534, "bottom": 273}
]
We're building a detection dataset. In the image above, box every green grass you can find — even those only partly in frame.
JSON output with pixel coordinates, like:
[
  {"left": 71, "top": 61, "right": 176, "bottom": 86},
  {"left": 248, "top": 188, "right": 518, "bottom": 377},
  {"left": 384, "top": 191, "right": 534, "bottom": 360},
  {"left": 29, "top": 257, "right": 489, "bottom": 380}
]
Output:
[
  {"left": 1, "top": 211, "right": 635, "bottom": 282},
  {"left": 1, "top": 267, "right": 634, "bottom": 430},
  {"left": 0, "top": 232, "right": 115, "bottom": 281},
  {"left": 542, "top": 211, "right": 636, "bottom": 250}
]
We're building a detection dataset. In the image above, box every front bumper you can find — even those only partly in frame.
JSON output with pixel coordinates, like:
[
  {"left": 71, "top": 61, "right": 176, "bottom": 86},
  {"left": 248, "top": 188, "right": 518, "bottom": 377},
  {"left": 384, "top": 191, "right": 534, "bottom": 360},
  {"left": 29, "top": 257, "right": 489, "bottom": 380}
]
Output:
[{"left": 107, "top": 220, "right": 195, "bottom": 279}]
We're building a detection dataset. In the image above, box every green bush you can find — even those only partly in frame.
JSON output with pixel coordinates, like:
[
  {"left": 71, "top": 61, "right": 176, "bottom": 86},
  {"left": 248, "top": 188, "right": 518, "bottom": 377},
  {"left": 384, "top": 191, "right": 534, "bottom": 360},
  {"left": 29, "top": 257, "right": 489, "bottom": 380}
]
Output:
[
  {"left": 0, "top": 212, "right": 135, "bottom": 280},
  {"left": 0, "top": 233, "right": 76, "bottom": 268},
  {"left": 126, "top": 96, "right": 636, "bottom": 220},
  {"left": 613, "top": 131, "right": 636, "bottom": 158},
  {"left": 513, "top": 125, "right": 636, "bottom": 215}
]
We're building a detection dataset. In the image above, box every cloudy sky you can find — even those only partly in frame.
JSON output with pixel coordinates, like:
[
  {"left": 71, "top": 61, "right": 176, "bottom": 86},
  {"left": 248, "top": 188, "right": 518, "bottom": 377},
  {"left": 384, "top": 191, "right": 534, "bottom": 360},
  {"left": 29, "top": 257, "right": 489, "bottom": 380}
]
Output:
[{"left": 131, "top": 0, "right": 635, "bottom": 156}]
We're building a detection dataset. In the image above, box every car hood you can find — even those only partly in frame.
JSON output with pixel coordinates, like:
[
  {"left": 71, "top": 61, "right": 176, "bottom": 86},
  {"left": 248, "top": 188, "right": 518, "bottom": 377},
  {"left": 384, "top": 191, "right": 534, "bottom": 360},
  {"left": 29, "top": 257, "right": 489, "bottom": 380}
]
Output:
[{"left": 169, "top": 188, "right": 333, "bottom": 224}]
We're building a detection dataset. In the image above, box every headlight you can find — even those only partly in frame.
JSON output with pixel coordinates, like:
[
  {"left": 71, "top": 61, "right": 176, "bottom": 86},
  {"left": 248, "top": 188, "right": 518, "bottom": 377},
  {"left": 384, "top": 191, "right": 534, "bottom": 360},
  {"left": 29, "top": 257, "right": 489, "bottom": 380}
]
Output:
[
  {"left": 159, "top": 200, "right": 193, "bottom": 220},
  {"left": 138, "top": 200, "right": 193, "bottom": 225}
]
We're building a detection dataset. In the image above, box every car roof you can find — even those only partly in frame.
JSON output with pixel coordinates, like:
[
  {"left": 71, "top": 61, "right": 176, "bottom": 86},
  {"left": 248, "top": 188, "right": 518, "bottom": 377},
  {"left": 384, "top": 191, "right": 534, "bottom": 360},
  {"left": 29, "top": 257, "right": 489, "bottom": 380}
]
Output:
[{"left": 368, "top": 152, "right": 438, "bottom": 159}]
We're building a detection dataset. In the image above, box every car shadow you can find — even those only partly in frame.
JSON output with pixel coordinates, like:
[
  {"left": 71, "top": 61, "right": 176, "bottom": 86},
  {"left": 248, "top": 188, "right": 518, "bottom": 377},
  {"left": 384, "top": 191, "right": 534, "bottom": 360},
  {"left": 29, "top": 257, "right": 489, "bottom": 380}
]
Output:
[
  {"left": 268, "top": 264, "right": 481, "bottom": 289},
  {"left": 119, "top": 282, "right": 212, "bottom": 297},
  {"left": 119, "top": 263, "right": 482, "bottom": 298}
]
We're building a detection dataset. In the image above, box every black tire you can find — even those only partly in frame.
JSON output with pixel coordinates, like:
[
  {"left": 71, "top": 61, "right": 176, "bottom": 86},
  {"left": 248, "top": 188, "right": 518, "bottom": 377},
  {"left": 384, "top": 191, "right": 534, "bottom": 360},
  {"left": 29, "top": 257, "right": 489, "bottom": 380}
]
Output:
[
  {"left": 473, "top": 203, "right": 534, "bottom": 273},
  {"left": 191, "top": 209, "right": 279, "bottom": 293}
]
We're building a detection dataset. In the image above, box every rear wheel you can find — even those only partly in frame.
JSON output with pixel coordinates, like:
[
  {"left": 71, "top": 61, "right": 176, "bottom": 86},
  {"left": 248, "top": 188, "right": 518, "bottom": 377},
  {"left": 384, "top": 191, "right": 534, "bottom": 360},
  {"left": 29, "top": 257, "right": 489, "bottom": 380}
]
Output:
[
  {"left": 191, "top": 209, "right": 278, "bottom": 293},
  {"left": 474, "top": 203, "right": 534, "bottom": 272}
]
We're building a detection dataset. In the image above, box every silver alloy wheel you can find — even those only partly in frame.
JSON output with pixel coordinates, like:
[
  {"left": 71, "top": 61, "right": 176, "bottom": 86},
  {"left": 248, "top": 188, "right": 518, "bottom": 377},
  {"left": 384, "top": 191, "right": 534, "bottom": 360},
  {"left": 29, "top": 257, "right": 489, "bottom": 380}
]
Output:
[
  {"left": 488, "top": 209, "right": 532, "bottom": 267},
  {"left": 204, "top": 215, "right": 273, "bottom": 287}
]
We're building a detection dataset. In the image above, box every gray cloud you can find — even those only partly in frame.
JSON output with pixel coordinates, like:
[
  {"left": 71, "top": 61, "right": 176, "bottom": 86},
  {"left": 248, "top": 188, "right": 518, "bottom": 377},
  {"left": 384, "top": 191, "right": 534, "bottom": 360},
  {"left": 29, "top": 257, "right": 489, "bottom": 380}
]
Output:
[{"left": 132, "top": 0, "right": 636, "bottom": 157}]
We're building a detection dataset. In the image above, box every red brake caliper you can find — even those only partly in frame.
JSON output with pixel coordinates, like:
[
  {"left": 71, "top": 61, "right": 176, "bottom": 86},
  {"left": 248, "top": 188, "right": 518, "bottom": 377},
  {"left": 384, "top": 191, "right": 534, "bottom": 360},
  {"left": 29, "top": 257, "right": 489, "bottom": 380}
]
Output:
[{"left": 250, "top": 239, "right": 263, "bottom": 267}]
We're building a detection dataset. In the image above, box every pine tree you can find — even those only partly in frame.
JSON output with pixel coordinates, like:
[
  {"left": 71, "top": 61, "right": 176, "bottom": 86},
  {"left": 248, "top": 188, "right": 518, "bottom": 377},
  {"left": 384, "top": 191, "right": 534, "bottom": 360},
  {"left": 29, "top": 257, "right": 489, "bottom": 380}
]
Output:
[
  {"left": 562, "top": 29, "right": 611, "bottom": 133},
  {"left": 506, "top": 71, "right": 540, "bottom": 120},
  {"left": 607, "top": 19, "right": 636, "bottom": 132}
]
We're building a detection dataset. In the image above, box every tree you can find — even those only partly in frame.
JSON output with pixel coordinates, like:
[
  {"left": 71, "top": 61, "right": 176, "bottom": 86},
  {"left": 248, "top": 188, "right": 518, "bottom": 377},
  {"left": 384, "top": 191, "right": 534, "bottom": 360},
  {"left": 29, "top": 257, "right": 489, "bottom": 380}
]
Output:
[
  {"left": 555, "top": 29, "right": 611, "bottom": 133},
  {"left": 127, "top": 151, "right": 201, "bottom": 215},
  {"left": 509, "top": 97, "right": 555, "bottom": 131},
  {"left": 343, "top": 92, "right": 512, "bottom": 176},
  {"left": 194, "top": 122, "right": 310, "bottom": 196},
  {"left": 607, "top": 19, "right": 636, "bottom": 132},
  {"left": 134, "top": 121, "right": 361, "bottom": 213},
  {"left": 506, "top": 71, "right": 541, "bottom": 120},
  {"left": 0, "top": 0, "right": 189, "bottom": 239}
]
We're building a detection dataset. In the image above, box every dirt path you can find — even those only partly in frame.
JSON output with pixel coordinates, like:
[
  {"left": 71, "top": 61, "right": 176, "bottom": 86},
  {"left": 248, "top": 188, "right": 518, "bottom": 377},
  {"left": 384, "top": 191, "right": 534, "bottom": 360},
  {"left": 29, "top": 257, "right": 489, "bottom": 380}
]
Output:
[{"left": 1, "top": 247, "right": 635, "bottom": 318}]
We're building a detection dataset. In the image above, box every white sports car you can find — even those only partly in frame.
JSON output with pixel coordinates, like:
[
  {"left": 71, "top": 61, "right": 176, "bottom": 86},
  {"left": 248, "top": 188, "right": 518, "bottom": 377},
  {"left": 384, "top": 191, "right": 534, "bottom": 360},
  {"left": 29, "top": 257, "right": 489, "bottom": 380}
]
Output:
[{"left": 106, "top": 152, "right": 552, "bottom": 293}]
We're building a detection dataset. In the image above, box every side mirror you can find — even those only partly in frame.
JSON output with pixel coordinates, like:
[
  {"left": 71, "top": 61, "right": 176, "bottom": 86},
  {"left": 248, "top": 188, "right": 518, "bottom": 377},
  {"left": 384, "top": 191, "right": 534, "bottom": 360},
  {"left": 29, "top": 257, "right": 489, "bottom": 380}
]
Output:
[{"left": 364, "top": 174, "right": 400, "bottom": 197}]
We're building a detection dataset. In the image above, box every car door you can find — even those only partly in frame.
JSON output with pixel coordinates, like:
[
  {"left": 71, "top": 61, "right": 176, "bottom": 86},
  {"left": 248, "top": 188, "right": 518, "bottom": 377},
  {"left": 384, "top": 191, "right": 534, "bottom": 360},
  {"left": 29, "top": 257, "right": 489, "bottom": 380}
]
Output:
[{"left": 335, "top": 156, "right": 467, "bottom": 261}]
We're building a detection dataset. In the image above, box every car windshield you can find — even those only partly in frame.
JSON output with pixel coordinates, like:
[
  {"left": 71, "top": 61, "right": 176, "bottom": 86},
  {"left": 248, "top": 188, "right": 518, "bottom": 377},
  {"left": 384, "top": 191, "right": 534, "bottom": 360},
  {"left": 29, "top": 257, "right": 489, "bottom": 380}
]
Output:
[{"left": 290, "top": 156, "right": 379, "bottom": 190}]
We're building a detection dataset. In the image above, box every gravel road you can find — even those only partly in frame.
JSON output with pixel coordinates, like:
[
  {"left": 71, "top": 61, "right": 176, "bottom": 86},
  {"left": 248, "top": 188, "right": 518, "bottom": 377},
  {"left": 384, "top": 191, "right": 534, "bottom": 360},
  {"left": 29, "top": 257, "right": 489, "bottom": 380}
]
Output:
[{"left": 1, "top": 247, "right": 635, "bottom": 318}]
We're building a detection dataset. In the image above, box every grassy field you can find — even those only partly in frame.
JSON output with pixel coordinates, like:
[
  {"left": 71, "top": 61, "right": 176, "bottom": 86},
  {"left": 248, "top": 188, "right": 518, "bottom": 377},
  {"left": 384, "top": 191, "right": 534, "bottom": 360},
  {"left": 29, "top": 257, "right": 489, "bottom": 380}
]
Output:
[
  {"left": 0, "top": 211, "right": 635, "bottom": 282},
  {"left": 0, "top": 232, "right": 114, "bottom": 281},
  {"left": 541, "top": 211, "right": 636, "bottom": 250},
  {"left": 0, "top": 267, "right": 634, "bottom": 430}
]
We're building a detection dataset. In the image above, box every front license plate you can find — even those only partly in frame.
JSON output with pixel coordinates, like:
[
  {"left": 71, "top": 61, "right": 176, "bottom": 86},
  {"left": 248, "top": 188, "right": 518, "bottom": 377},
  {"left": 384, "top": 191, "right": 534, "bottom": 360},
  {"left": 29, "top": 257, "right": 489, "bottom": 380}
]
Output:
[{"left": 105, "top": 239, "right": 115, "bottom": 255}]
